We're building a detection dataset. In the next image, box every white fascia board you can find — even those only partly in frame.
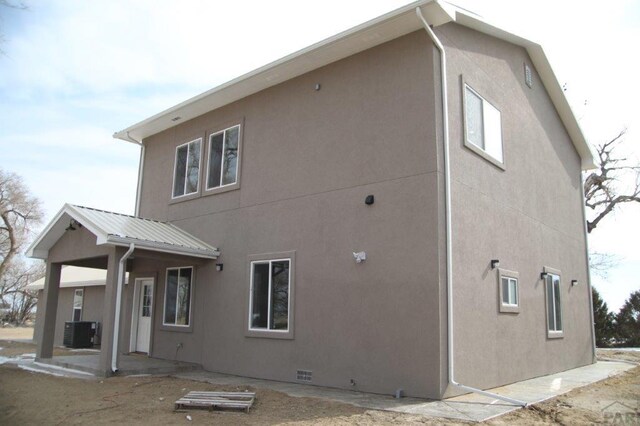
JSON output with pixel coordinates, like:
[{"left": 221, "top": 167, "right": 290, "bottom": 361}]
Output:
[
  {"left": 452, "top": 10, "right": 596, "bottom": 170},
  {"left": 113, "top": 0, "right": 453, "bottom": 143},
  {"left": 106, "top": 236, "right": 220, "bottom": 259},
  {"left": 26, "top": 204, "right": 109, "bottom": 259}
]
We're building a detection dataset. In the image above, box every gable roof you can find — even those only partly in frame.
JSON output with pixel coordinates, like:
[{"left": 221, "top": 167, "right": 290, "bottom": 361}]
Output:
[
  {"left": 27, "top": 204, "right": 220, "bottom": 260},
  {"left": 25, "top": 266, "right": 128, "bottom": 291},
  {"left": 113, "top": 0, "right": 594, "bottom": 169}
]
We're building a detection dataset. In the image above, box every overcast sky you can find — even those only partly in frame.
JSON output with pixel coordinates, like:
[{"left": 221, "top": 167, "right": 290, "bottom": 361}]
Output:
[{"left": 0, "top": 0, "right": 638, "bottom": 310}]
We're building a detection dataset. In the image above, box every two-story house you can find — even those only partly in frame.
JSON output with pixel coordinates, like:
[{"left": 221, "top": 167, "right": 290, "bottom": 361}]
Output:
[{"left": 29, "top": 0, "right": 595, "bottom": 400}]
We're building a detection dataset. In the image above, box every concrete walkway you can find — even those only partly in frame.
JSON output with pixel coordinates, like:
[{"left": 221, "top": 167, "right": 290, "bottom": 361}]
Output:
[
  {"left": 176, "top": 361, "right": 635, "bottom": 422},
  {"left": 38, "top": 353, "right": 199, "bottom": 376}
]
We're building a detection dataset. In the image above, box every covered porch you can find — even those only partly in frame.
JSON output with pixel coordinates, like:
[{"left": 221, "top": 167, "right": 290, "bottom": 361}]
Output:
[{"left": 27, "top": 204, "right": 219, "bottom": 377}]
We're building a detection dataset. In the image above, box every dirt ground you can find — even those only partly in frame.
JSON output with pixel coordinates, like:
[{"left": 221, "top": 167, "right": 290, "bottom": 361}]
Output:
[{"left": 0, "top": 334, "right": 638, "bottom": 425}]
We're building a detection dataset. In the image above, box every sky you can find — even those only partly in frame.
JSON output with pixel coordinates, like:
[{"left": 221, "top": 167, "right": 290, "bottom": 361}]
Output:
[{"left": 0, "top": 0, "right": 638, "bottom": 311}]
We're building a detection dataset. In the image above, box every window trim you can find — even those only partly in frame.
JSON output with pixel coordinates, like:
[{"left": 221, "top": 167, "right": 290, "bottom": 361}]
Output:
[
  {"left": 245, "top": 251, "right": 295, "bottom": 340},
  {"left": 543, "top": 266, "right": 564, "bottom": 338},
  {"left": 171, "top": 138, "right": 202, "bottom": 200},
  {"left": 461, "top": 79, "right": 506, "bottom": 170},
  {"left": 161, "top": 266, "right": 194, "bottom": 329},
  {"left": 72, "top": 288, "right": 84, "bottom": 321},
  {"left": 498, "top": 269, "right": 519, "bottom": 314},
  {"left": 205, "top": 124, "right": 242, "bottom": 194}
]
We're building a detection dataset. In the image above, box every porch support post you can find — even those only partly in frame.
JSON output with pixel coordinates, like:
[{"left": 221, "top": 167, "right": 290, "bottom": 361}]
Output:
[
  {"left": 99, "top": 246, "right": 127, "bottom": 376},
  {"left": 35, "top": 262, "right": 62, "bottom": 360}
]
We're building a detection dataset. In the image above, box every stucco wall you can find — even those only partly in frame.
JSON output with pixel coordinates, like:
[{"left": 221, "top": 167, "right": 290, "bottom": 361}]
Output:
[
  {"left": 136, "top": 31, "right": 445, "bottom": 398},
  {"left": 437, "top": 23, "right": 593, "bottom": 393},
  {"left": 33, "top": 285, "right": 105, "bottom": 347}
]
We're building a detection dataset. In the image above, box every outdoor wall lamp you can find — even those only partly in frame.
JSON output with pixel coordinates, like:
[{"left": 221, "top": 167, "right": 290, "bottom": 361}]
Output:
[
  {"left": 490, "top": 259, "right": 500, "bottom": 269},
  {"left": 571, "top": 279, "right": 578, "bottom": 286},
  {"left": 216, "top": 263, "right": 223, "bottom": 272},
  {"left": 365, "top": 195, "right": 374, "bottom": 205},
  {"left": 540, "top": 272, "right": 549, "bottom": 280},
  {"left": 65, "top": 219, "right": 82, "bottom": 231}
]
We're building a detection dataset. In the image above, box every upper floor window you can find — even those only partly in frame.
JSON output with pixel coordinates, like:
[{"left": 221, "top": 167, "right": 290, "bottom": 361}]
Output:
[
  {"left": 207, "top": 125, "right": 240, "bottom": 190},
  {"left": 464, "top": 84, "right": 504, "bottom": 165},
  {"left": 172, "top": 138, "right": 202, "bottom": 198}
]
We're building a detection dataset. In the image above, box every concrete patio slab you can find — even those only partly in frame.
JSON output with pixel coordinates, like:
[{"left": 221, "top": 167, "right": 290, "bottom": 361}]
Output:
[
  {"left": 37, "top": 353, "right": 200, "bottom": 376},
  {"left": 176, "top": 361, "right": 635, "bottom": 422}
]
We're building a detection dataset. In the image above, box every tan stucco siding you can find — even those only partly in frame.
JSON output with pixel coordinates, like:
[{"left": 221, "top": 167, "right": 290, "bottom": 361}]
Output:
[
  {"left": 136, "top": 31, "right": 444, "bottom": 398},
  {"left": 438, "top": 22, "right": 592, "bottom": 392}
]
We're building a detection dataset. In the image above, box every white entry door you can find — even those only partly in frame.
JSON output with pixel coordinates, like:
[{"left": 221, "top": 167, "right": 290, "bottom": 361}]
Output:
[{"left": 134, "top": 279, "right": 153, "bottom": 353}]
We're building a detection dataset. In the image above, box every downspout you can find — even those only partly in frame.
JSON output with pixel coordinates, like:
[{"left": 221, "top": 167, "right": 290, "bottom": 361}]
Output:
[
  {"left": 415, "top": 5, "right": 527, "bottom": 407},
  {"left": 114, "top": 131, "right": 145, "bottom": 217},
  {"left": 111, "top": 243, "right": 135, "bottom": 373}
]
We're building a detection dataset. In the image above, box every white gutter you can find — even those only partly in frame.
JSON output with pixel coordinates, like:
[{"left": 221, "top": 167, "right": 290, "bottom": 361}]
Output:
[
  {"left": 111, "top": 243, "right": 135, "bottom": 373},
  {"left": 114, "top": 131, "right": 145, "bottom": 217},
  {"left": 416, "top": 5, "right": 527, "bottom": 407}
]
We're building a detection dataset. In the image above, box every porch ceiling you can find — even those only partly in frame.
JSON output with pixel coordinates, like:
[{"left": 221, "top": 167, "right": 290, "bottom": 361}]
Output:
[{"left": 27, "top": 204, "right": 220, "bottom": 260}]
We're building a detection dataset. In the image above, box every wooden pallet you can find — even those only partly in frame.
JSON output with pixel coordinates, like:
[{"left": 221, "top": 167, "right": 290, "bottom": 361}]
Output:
[{"left": 175, "top": 391, "right": 256, "bottom": 413}]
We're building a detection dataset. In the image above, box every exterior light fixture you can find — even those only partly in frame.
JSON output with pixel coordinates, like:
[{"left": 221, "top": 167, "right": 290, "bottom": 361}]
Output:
[
  {"left": 365, "top": 195, "right": 374, "bottom": 205},
  {"left": 65, "top": 219, "right": 82, "bottom": 231},
  {"left": 540, "top": 272, "right": 548, "bottom": 280},
  {"left": 571, "top": 280, "right": 578, "bottom": 286},
  {"left": 491, "top": 259, "right": 500, "bottom": 269},
  {"left": 216, "top": 263, "right": 223, "bottom": 272}
]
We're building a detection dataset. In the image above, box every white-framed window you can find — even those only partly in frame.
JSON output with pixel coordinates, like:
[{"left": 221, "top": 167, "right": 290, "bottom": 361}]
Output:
[
  {"left": 249, "top": 259, "right": 291, "bottom": 332},
  {"left": 498, "top": 269, "right": 519, "bottom": 313},
  {"left": 72, "top": 288, "right": 83, "bottom": 321},
  {"left": 163, "top": 267, "right": 193, "bottom": 327},
  {"left": 172, "top": 138, "right": 202, "bottom": 198},
  {"left": 206, "top": 125, "right": 240, "bottom": 190},
  {"left": 463, "top": 84, "right": 504, "bottom": 164},
  {"left": 544, "top": 268, "right": 563, "bottom": 337}
]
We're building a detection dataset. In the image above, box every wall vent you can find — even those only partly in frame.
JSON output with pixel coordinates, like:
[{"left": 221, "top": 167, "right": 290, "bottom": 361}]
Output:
[
  {"left": 296, "top": 370, "right": 312, "bottom": 382},
  {"left": 524, "top": 64, "right": 533, "bottom": 88}
]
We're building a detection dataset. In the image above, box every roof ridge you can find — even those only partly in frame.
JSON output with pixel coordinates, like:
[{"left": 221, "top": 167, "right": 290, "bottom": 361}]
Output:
[{"left": 71, "top": 204, "right": 169, "bottom": 225}]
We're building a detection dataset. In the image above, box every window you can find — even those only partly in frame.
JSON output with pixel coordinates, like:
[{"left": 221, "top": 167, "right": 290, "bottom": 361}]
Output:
[
  {"left": 72, "top": 289, "right": 83, "bottom": 321},
  {"left": 207, "top": 125, "right": 240, "bottom": 190},
  {"left": 249, "top": 259, "right": 290, "bottom": 332},
  {"left": 544, "top": 268, "right": 563, "bottom": 337},
  {"left": 163, "top": 267, "right": 193, "bottom": 326},
  {"left": 464, "top": 84, "right": 504, "bottom": 165},
  {"left": 172, "top": 139, "right": 202, "bottom": 198},
  {"left": 498, "top": 269, "right": 519, "bottom": 313}
]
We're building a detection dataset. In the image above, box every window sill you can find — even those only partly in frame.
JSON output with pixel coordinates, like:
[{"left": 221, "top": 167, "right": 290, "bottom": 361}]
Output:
[
  {"left": 169, "top": 191, "right": 201, "bottom": 205},
  {"left": 499, "top": 304, "right": 520, "bottom": 314},
  {"left": 159, "top": 324, "right": 194, "bottom": 333},
  {"left": 463, "top": 140, "right": 506, "bottom": 170},
  {"left": 245, "top": 329, "right": 294, "bottom": 340},
  {"left": 203, "top": 182, "right": 240, "bottom": 197},
  {"left": 547, "top": 331, "right": 564, "bottom": 339}
]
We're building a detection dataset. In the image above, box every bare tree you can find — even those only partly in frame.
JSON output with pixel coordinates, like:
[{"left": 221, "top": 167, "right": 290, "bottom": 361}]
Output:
[
  {"left": 1, "top": 257, "right": 44, "bottom": 324},
  {"left": 584, "top": 130, "right": 640, "bottom": 233},
  {"left": 0, "top": 169, "right": 43, "bottom": 288}
]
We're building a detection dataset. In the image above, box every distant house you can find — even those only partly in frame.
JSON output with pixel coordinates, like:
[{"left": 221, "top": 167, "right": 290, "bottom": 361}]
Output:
[
  {"left": 27, "top": 266, "right": 128, "bottom": 346},
  {"left": 28, "top": 1, "right": 596, "bottom": 400}
]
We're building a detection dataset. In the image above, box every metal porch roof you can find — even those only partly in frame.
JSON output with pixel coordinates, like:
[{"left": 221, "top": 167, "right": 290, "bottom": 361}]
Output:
[{"left": 27, "top": 204, "right": 220, "bottom": 260}]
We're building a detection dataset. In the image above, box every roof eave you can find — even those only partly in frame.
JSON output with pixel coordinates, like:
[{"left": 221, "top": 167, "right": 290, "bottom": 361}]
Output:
[{"left": 106, "top": 236, "right": 220, "bottom": 259}]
